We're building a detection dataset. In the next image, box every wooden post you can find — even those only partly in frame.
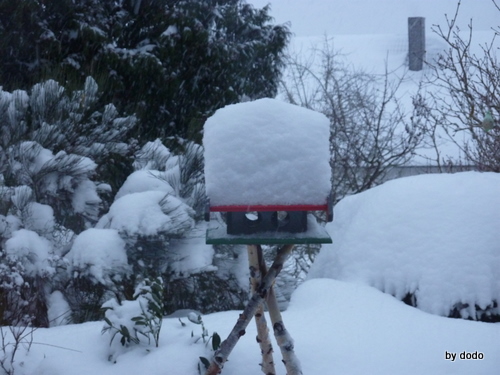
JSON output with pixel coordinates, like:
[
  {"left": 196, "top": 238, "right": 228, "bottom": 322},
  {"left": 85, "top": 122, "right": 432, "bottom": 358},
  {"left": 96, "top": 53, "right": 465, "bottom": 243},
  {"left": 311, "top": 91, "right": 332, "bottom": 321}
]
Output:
[
  {"left": 256, "top": 246, "right": 303, "bottom": 375},
  {"left": 205, "top": 244, "right": 294, "bottom": 375},
  {"left": 408, "top": 17, "right": 425, "bottom": 71},
  {"left": 247, "top": 245, "right": 276, "bottom": 375}
]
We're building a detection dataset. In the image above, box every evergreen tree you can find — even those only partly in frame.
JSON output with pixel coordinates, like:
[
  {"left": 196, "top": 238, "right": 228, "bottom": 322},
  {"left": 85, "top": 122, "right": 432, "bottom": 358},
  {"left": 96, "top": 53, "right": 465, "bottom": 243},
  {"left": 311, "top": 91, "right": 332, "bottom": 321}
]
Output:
[
  {"left": 0, "top": 0, "right": 112, "bottom": 89},
  {"left": 0, "top": 0, "right": 291, "bottom": 145}
]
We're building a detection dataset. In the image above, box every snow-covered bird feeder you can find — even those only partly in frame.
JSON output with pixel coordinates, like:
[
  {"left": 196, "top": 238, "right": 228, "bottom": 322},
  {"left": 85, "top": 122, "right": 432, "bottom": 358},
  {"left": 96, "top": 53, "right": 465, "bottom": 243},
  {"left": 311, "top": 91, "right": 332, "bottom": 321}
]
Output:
[{"left": 203, "top": 98, "right": 333, "bottom": 245}]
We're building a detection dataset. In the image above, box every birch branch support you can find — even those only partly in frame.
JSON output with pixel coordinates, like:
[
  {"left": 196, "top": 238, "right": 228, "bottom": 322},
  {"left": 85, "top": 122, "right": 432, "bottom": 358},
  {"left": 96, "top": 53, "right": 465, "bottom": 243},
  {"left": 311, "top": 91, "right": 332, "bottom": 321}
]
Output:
[
  {"left": 257, "top": 246, "right": 303, "bottom": 375},
  {"left": 248, "top": 245, "right": 276, "bottom": 375},
  {"left": 205, "top": 244, "right": 294, "bottom": 375}
]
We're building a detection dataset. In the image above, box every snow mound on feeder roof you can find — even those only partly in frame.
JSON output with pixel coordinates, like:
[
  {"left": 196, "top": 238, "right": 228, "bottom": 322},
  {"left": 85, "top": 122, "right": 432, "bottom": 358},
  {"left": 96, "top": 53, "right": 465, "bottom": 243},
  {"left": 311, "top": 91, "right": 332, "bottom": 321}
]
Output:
[
  {"left": 308, "top": 171, "right": 500, "bottom": 320},
  {"left": 204, "top": 98, "right": 331, "bottom": 206}
]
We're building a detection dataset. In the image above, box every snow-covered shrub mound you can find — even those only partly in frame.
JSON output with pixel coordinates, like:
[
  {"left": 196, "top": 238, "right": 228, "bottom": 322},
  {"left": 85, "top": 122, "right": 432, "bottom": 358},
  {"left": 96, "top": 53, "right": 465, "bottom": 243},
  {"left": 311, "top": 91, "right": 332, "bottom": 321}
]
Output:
[
  {"left": 5, "top": 228, "right": 55, "bottom": 277},
  {"left": 97, "top": 191, "right": 194, "bottom": 237},
  {"left": 308, "top": 171, "right": 500, "bottom": 321},
  {"left": 114, "top": 170, "right": 174, "bottom": 200},
  {"left": 66, "top": 228, "right": 129, "bottom": 285}
]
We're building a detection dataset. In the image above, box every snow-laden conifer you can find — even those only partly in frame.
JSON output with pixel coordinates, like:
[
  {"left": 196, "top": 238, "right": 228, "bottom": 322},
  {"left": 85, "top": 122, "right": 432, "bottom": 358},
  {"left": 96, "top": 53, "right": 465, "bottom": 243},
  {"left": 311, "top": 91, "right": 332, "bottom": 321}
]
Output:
[{"left": 0, "top": 77, "right": 134, "bottom": 326}]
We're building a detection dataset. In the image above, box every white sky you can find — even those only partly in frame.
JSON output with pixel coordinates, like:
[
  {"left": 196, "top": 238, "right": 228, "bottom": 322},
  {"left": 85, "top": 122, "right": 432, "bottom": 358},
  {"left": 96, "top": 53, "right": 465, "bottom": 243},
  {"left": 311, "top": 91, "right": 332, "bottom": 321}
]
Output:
[{"left": 247, "top": 0, "right": 499, "bottom": 36}]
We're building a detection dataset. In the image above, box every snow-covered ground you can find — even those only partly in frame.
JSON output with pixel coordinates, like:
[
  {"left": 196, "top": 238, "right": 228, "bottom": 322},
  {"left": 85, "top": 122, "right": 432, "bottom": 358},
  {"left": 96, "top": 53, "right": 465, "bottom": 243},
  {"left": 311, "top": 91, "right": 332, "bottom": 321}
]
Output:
[
  {"left": 5, "top": 161, "right": 500, "bottom": 371},
  {"left": 12, "top": 275, "right": 500, "bottom": 375}
]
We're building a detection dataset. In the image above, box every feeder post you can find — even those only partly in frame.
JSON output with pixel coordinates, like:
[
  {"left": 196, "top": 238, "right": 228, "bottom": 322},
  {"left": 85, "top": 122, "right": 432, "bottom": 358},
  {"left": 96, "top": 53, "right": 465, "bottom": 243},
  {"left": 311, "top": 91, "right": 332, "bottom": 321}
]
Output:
[
  {"left": 408, "top": 17, "right": 425, "bottom": 71},
  {"left": 205, "top": 244, "right": 295, "bottom": 375},
  {"left": 256, "top": 245, "right": 303, "bottom": 375},
  {"left": 247, "top": 245, "right": 276, "bottom": 375}
]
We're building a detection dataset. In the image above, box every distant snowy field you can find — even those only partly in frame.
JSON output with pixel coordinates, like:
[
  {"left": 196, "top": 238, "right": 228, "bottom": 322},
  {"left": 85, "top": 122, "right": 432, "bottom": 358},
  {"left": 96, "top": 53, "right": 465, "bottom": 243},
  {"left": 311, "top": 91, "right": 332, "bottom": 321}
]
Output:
[{"left": 248, "top": 0, "right": 499, "bottom": 36}]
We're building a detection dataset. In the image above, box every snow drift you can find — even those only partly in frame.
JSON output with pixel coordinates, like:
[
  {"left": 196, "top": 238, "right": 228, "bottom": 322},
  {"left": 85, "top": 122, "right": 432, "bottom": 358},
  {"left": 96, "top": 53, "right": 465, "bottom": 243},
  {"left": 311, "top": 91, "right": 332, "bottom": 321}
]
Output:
[{"left": 309, "top": 171, "right": 500, "bottom": 320}]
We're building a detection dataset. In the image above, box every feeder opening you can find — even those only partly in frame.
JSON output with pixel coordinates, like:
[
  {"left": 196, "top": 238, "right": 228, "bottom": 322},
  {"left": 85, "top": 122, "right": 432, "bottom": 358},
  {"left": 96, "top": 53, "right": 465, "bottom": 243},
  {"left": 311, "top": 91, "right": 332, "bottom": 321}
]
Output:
[
  {"left": 245, "top": 212, "right": 261, "bottom": 228},
  {"left": 274, "top": 211, "right": 290, "bottom": 228}
]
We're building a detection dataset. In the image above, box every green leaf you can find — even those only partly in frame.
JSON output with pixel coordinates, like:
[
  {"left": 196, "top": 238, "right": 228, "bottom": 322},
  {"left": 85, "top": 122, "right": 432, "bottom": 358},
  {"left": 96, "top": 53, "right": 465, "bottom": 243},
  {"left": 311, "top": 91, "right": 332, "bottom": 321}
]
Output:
[
  {"left": 151, "top": 294, "right": 162, "bottom": 306},
  {"left": 109, "top": 331, "right": 119, "bottom": 346},
  {"left": 120, "top": 325, "right": 130, "bottom": 337},
  {"left": 151, "top": 304, "right": 163, "bottom": 316},
  {"left": 199, "top": 357, "right": 210, "bottom": 370},
  {"left": 212, "top": 332, "right": 221, "bottom": 351},
  {"left": 151, "top": 284, "right": 163, "bottom": 294}
]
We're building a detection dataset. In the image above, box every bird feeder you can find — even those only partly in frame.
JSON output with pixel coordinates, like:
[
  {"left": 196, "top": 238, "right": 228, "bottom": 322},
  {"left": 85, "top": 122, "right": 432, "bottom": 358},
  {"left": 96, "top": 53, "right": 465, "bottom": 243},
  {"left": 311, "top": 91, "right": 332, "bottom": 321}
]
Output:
[
  {"left": 203, "top": 98, "right": 333, "bottom": 245},
  {"left": 202, "top": 98, "right": 333, "bottom": 375}
]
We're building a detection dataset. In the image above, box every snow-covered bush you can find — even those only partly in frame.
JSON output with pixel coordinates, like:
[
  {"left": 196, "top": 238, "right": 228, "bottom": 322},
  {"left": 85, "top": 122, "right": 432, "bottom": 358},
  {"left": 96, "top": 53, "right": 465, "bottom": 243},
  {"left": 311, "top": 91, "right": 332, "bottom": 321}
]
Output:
[
  {"left": 101, "top": 140, "right": 249, "bottom": 314},
  {"left": 0, "top": 77, "right": 135, "bottom": 326},
  {"left": 0, "top": 77, "right": 135, "bottom": 232},
  {"left": 1, "top": 77, "right": 135, "bottom": 164},
  {"left": 64, "top": 228, "right": 130, "bottom": 323},
  {"left": 0, "top": 227, "right": 61, "bottom": 326},
  {"left": 309, "top": 172, "right": 500, "bottom": 322},
  {"left": 96, "top": 187, "right": 195, "bottom": 278},
  {"left": 102, "top": 277, "right": 164, "bottom": 361},
  {"left": 7, "top": 141, "right": 100, "bottom": 231},
  {"left": 95, "top": 141, "right": 196, "bottom": 311}
]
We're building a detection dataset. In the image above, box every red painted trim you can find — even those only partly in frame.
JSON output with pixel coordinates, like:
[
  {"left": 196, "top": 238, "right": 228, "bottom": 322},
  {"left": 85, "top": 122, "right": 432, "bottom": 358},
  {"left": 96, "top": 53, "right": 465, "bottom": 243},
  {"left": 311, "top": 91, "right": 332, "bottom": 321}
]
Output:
[{"left": 209, "top": 204, "right": 328, "bottom": 212}]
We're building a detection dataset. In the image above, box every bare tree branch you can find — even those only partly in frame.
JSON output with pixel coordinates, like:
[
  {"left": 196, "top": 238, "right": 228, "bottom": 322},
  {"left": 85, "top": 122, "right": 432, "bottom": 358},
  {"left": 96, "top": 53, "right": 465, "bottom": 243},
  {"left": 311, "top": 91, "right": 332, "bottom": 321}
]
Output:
[
  {"left": 425, "top": 1, "right": 500, "bottom": 171},
  {"left": 282, "top": 37, "right": 427, "bottom": 202}
]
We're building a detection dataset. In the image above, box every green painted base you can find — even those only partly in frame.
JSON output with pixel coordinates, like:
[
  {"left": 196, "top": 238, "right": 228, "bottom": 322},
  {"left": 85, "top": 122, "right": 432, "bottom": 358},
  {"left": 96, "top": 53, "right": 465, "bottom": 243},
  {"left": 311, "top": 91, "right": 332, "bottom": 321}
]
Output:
[{"left": 205, "top": 216, "right": 332, "bottom": 245}]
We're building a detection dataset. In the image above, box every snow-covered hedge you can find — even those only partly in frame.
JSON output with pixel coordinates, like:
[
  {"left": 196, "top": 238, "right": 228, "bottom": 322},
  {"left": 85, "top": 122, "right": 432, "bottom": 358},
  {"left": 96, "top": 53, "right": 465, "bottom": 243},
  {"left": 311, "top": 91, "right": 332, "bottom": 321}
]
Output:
[{"left": 309, "top": 172, "right": 500, "bottom": 321}]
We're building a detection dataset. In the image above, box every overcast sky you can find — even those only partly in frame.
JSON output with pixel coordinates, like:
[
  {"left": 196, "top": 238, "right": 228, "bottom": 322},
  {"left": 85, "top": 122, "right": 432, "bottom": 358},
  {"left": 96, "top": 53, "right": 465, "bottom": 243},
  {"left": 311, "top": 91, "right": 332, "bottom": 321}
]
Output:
[{"left": 247, "top": 0, "right": 499, "bottom": 36}]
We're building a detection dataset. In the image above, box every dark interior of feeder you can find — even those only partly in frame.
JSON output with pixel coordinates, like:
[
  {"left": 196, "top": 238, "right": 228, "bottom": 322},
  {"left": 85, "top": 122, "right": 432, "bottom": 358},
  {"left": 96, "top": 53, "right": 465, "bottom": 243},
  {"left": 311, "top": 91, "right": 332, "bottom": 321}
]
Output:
[{"left": 226, "top": 211, "right": 308, "bottom": 235}]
